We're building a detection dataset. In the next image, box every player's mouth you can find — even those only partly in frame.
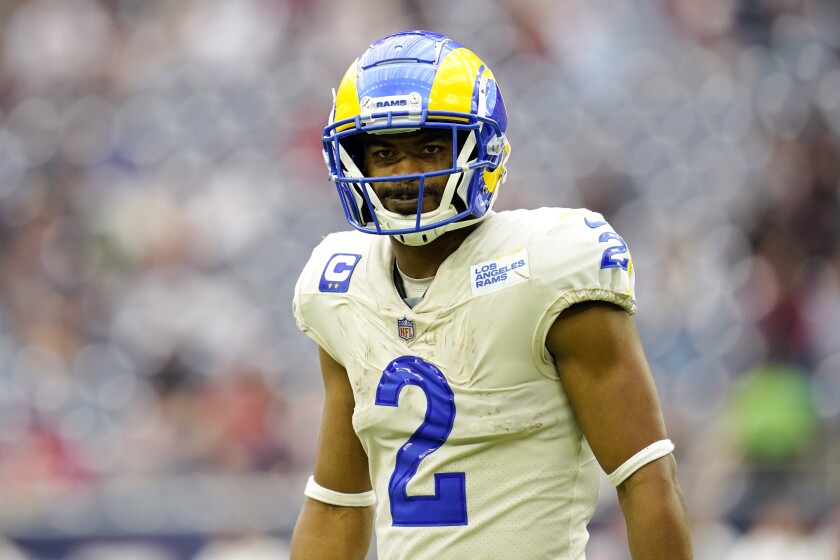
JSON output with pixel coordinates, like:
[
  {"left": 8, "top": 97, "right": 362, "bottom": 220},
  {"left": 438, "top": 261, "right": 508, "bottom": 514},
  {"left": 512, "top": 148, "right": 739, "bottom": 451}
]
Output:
[
  {"left": 385, "top": 196, "right": 424, "bottom": 214},
  {"left": 378, "top": 184, "right": 442, "bottom": 214}
]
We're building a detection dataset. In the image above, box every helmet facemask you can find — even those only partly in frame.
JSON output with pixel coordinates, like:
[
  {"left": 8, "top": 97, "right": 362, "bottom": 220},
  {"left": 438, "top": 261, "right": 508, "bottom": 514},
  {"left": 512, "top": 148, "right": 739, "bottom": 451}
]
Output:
[
  {"left": 322, "top": 30, "right": 511, "bottom": 245},
  {"left": 324, "top": 114, "right": 508, "bottom": 246}
]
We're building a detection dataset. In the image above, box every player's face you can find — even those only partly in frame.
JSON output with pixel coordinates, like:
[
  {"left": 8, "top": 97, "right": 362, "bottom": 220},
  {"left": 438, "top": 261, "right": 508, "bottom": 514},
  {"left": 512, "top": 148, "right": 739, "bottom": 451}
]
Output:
[{"left": 362, "top": 130, "right": 453, "bottom": 215}]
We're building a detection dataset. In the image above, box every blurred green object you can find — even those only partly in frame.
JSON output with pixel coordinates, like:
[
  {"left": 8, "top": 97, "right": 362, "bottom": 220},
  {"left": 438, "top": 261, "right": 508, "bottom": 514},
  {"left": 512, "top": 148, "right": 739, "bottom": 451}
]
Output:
[{"left": 728, "top": 364, "right": 818, "bottom": 462}]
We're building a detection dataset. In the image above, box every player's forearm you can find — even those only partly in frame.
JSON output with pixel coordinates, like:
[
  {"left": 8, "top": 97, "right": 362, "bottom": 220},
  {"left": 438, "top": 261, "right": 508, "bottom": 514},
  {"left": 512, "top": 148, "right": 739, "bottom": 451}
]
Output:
[
  {"left": 622, "top": 494, "right": 692, "bottom": 559},
  {"left": 617, "top": 459, "right": 693, "bottom": 559},
  {"left": 290, "top": 499, "right": 374, "bottom": 560}
]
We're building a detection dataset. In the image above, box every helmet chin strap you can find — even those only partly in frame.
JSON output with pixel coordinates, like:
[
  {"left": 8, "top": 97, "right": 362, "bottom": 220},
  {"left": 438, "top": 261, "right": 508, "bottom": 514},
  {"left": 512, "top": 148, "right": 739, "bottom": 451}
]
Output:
[
  {"left": 394, "top": 189, "right": 498, "bottom": 245},
  {"left": 393, "top": 206, "right": 494, "bottom": 246},
  {"left": 393, "top": 225, "right": 449, "bottom": 246}
]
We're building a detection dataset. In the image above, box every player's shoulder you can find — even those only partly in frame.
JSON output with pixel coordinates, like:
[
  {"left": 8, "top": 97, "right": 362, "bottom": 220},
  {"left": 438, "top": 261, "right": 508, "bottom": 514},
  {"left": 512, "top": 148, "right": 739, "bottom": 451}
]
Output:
[
  {"left": 296, "top": 229, "right": 375, "bottom": 295},
  {"left": 546, "top": 207, "right": 622, "bottom": 247},
  {"left": 489, "top": 207, "right": 618, "bottom": 243},
  {"left": 481, "top": 207, "right": 636, "bottom": 332},
  {"left": 535, "top": 206, "right": 628, "bottom": 261},
  {"left": 310, "top": 229, "right": 375, "bottom": 259},
  {"left": 496, "top": 206, "right": 633, "bottom": 280}
]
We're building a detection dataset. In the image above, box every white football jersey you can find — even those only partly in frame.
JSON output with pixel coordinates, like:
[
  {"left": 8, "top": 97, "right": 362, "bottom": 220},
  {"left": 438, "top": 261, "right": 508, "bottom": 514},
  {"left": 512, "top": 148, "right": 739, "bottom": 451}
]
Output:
[{"left": 293, "top": 208, "right": 636, "bottom": 560}]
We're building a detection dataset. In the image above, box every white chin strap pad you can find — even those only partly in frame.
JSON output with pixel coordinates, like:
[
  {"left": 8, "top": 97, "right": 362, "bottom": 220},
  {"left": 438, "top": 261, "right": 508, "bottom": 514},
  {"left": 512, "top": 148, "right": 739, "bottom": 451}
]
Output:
[{"left": 395, "top": 224, "right": 448, "bottom": 246}]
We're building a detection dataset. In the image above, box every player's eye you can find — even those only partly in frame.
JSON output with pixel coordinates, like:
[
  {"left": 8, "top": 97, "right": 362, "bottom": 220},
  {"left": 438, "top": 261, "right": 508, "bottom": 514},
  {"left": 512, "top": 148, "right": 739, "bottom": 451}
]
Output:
[
  {"left": 421, "top": 144, "right": 445, "bottom": 155},
  {"left": 371, "top": 149, "right": 395, "bottom": 159}
]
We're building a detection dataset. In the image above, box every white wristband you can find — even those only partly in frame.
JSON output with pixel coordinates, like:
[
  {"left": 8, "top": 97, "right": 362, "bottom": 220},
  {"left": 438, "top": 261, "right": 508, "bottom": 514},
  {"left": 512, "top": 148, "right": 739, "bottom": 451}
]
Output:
[
  {"left": 304, "top": 476, "right": 376, "bottom": 507},
  {"left": 607, "top": 439, "right": 675, "bottom": 487}
]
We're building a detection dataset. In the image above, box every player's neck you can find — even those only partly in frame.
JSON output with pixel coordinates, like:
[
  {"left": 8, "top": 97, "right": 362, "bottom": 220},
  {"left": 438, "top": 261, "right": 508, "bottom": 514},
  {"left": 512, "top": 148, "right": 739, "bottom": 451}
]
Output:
[{"left": 389, "top": 224, "right": 479, "bottom": 279}]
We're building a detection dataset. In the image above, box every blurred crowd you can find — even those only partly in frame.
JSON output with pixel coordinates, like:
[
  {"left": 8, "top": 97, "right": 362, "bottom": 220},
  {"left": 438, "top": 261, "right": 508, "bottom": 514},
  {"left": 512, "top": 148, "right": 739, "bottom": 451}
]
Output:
[{"left": 0, "top": 0, "right": 838, "bottom": 558}]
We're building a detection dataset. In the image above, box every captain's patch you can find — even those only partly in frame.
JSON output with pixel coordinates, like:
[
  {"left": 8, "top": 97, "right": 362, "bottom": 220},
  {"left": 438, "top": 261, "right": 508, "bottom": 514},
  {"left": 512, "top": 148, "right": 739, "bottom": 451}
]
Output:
[
  {"left": 319, "top": 253, "right": 362, "bottom": 293},
  {"left": 470, "top": 248, "right": 530, "bottom": 296}
]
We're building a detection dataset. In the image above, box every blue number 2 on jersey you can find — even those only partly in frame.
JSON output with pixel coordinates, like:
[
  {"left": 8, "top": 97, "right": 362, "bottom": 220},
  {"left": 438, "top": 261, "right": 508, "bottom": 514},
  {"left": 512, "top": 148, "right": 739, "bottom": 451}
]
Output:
[
  {"left": 375, "top": 356, "right": 468, "bottom": 527},
  {"left": 598, "top": 232, "right": 630, "bottom": 271},
  {"left": 586, "top": 215, "right": 630, "bottom": 271}
]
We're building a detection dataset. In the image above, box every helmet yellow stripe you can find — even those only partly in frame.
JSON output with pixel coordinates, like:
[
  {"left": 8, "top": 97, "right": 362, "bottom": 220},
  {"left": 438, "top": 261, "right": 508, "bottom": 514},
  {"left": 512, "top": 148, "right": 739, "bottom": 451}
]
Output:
[
  {"left": 429, "top": 47, "right": 490, "bottom": 114},
  {"left": 333, "top": 60, "right": 361, "bottom": 131}
]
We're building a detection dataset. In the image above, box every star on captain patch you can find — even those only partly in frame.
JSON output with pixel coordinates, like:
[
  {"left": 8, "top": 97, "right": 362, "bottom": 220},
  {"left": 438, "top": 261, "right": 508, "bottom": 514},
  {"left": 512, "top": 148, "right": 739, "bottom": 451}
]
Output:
[{"left": 397, "top": 317, "right": 415, "bottom": 342}]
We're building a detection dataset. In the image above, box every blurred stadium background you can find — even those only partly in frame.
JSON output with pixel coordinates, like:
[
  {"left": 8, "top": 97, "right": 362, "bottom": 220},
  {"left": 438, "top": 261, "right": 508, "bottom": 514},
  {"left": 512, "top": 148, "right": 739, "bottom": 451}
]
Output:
[{"left": 0, "top": 0, "right": 838, "bottom": 558}]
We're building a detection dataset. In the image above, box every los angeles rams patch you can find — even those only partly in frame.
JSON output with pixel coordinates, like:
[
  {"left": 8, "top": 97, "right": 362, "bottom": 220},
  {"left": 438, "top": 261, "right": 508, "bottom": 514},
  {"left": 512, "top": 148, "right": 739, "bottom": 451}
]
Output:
[
  {"left": 470, "top": 248, "right": 530, "bottom": 296},
  {"left": 319, "top": 253, "right": 362, "bottom": 293}
]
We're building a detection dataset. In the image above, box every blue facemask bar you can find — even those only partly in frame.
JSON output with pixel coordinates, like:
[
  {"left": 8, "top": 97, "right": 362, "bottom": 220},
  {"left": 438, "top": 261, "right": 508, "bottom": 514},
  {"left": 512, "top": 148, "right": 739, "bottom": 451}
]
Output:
[{"left": 323, "top": 109, "right": 506, "bottom": 236}]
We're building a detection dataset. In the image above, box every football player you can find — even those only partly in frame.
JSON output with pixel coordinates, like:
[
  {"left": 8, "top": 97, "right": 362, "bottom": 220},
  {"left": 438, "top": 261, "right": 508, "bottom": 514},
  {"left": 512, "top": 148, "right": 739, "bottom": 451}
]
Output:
[{"left": 291, "top": 30, "right": 692, "bottom": 559}]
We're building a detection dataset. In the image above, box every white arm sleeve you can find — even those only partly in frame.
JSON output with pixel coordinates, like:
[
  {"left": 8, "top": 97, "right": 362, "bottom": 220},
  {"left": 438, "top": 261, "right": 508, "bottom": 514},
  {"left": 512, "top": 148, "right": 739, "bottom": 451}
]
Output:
[
  {"left": 304, "top": 476, "right": 376, "bottom": 507},
  {"left": 607, "top": 439, "right": 675, "bottom": 487}
]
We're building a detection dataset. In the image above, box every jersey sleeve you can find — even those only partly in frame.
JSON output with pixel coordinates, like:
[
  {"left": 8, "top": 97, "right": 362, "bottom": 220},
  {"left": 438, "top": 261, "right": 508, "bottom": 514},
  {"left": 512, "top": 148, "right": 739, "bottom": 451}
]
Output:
[
  {"left": 533, "top": 209, "right": 637, "bottom": 358},
  {"left": 292, "top": 232, "right": 367, "bottom": 366},
  {"left": 292, "top": 238, "right": 333, "bottom": 358}
]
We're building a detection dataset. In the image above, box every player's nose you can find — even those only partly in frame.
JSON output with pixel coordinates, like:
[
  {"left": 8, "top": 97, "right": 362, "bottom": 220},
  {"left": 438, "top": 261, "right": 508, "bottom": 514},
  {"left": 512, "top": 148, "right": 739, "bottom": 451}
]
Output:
[{"left": 390, "top": 153, "right": 426, "bottom": 176}]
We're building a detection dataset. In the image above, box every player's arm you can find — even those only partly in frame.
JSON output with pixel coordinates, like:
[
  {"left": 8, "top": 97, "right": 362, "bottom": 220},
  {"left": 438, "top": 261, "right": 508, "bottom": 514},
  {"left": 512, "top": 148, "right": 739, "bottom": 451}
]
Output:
[
  {"left": 546, "top": 301, "right": 692, "bottom": 560},
  {"left": 290, "top": 347, "right": 374, "bottom": 560}
]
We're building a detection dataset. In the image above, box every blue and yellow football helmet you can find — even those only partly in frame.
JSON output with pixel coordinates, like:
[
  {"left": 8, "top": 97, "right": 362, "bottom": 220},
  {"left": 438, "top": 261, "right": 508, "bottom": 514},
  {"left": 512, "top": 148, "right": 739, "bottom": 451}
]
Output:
[{"left": 322, "top": 30, "right": 511, "bottom": 245}]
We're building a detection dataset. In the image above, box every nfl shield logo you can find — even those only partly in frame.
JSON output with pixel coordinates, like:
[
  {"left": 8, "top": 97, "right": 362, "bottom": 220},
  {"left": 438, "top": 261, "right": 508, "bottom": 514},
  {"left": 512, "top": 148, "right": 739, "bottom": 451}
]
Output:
[{"left": 397, "top": 317, "right": 415, "bottom": 342}]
